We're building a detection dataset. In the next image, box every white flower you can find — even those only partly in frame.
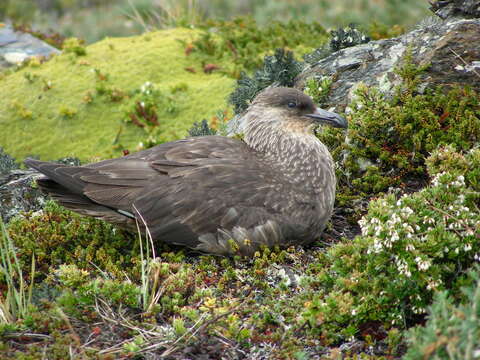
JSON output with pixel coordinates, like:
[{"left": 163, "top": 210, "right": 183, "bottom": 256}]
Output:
[
  {"left": 406, "top": 244, "right": 415, "bottom": 251},
  {"left": 415, "top": 257, "right": 431, "bottom": 271},
  {"left": 391, "top": 231, "right": 399, "bottom": 242}
]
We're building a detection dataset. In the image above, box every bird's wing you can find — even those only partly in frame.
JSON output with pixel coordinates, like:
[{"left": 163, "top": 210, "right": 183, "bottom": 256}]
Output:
[{"left": 26, "top": 136, "right": 317, "bottom": 254}]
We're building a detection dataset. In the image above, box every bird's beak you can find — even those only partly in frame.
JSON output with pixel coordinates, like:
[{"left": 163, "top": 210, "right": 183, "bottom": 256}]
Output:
[{"left": 305, "top": 108, "right": 348, "bottom": 129}]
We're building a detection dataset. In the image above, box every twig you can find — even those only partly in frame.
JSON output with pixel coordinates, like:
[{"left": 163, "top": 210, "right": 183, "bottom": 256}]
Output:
[
  {"left": 425, "top": 198, "right": 475, "bottom": 234},
  {"left": 449, "top": 47, "right": 480, "bottom": 79},
  {"left": 2, "top": 332, "right": 52, "bottom": 340}
]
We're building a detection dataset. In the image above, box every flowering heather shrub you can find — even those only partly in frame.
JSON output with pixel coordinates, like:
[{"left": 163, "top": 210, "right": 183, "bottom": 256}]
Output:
[
  {"left": 426, "top": 145, "right": 480, "bottom": 192},
  {"left": 304, "top": 147, "right": 480, "bottom": 335},
  {"left": 357, "top": 171, "right": 479, "bottom": 312}
]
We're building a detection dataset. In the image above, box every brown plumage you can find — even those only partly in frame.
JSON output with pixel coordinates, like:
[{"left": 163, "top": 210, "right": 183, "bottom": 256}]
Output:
[{"left": 25, "top": 87, "right": 347, "bottom": 256}]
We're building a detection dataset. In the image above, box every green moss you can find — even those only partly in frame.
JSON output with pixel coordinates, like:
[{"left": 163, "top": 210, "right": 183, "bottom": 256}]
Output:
[
  {"left": 0, "top": 28, "right": 235, "bottom": 161},
  {"left": 62, "top": 37, "right": 87, "bottom": 56}
]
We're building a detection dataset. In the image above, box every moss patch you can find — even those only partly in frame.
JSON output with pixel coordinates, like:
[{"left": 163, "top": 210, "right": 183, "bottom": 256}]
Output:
[{"left": 0, "top": 28, "right": 235, "bottom": 161}]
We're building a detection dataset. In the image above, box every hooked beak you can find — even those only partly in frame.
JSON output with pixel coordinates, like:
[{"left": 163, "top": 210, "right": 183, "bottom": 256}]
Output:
[{"left": 305, "top": 108, "right": 348, "bottom": 129}]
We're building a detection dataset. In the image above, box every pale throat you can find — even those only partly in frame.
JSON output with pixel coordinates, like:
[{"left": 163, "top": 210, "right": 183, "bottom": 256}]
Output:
[{"left": 243, "top": 109, "right": 335, "bottom": 192}]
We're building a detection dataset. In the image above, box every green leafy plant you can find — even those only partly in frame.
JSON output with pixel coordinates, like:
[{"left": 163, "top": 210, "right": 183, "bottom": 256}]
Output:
[
  {"left": 303, "top": 76, "right": 333, "bottom": 106},
  {"left": 187, "top": 119, "right": 217, "bottom": 137},
  {"left": 404, "top": 269, "right": 480, "bottom": 360},
  {"left": 0, "top": 147, "right": 18, "bottom": 174},
  {"left": 229, "top": 48, "right": 304, "bottom": 114},
  {"left": 56, "top": 264, "right": 141, "bottom": 311},
  {"left": 189, "top": 17, "right": 327, "bottom": 77},
  {"left": 7, "top": 201, "right": 138, "bottom": 279}
]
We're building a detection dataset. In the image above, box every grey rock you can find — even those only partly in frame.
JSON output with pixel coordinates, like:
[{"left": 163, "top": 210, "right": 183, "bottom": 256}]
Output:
[
  {"left": 0, "top": 24, "right": 60, "bottom": 69},
  {"left": 0, "top": 148, "right": 46, "bottom": 223},
  {"left": 0, "top": 169, "right": 46, "bottom": 223},
  {"left": 430, "top": 0, "right": 480, "bottom": 19},
  {"left": 295, "top": 16, "right": 480, "bottom": 112}
]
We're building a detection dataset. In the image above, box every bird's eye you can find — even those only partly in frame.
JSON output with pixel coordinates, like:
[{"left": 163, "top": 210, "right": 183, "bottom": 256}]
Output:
[{"left": 287, "top": 102, "right": 297, "bottom": 108}]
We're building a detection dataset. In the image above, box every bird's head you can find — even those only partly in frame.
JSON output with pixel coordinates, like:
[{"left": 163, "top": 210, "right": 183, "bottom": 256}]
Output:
[{"left": 247, "top": 87, "right": 347, "bottom": 135}]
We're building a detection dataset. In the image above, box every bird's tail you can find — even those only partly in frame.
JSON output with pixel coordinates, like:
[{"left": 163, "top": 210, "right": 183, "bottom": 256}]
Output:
[{"left": 25, "top": 159, "right": 132, "bottom": 226}]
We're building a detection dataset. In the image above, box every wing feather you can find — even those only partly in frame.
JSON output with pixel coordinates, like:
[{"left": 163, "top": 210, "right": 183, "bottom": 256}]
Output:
[{"left": 26, "top": 135, "right": 319, "bottom": 252}]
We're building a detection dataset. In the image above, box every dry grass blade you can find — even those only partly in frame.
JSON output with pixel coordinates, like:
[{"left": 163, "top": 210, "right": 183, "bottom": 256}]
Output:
[
  {"left": 0, "top": 218, "right": 35, "bottom": 324},
  {"left": 132, "top": 204, "right": 160, "bottom": 313},
  {"left": 449, "top": 47, "right": 480, "bottom": 80}
]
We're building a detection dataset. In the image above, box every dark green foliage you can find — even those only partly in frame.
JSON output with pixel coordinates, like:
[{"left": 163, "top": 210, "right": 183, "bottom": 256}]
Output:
[
  {"left": 229, "top": 49, "right": 304, "bottom": 114},
  {"left": 7, "top": 201, "right": 139, "bottom": 279},
  {"left": 404, "top": 269, "right": 480, "bottom": 360},
  {"left": 0, "top": 148, "right": 18, "bottom": 175},
  {"left": 191, "top": 17, "right": 327, "bottom": 76},
  {"left": 55, "top": 157, "right": 81, "bottom": 166},
  {"left": 317, "top": 54, "right": 480, "bottom": 199},
  {"left": 188, "top": 119, "right": 217, "bottom": 137},
  {"left": 330, "top": 24, "right": 370, "bottom": 52}
]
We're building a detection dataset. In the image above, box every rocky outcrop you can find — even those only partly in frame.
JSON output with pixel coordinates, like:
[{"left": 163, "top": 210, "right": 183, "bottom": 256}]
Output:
[
  {"left": 430, "top": 0, "right": 480, "bottom": 19},
  {"left": 0, "top": 150, "right": 46, "bottom": 223},
  {"left": 295, "top": 7, "right": 480, "bottom": 112},
  {"left": 0, "top": 169, "right": 45, "bottom": 223},
  {"left": 0, "top": 24, "right": 60, "bottom": 69}
]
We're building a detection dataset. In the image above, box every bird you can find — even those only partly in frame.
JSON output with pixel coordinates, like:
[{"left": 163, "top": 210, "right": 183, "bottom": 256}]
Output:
[{"left": 25, "top": 87, "right": 347, "bottom": 256}]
